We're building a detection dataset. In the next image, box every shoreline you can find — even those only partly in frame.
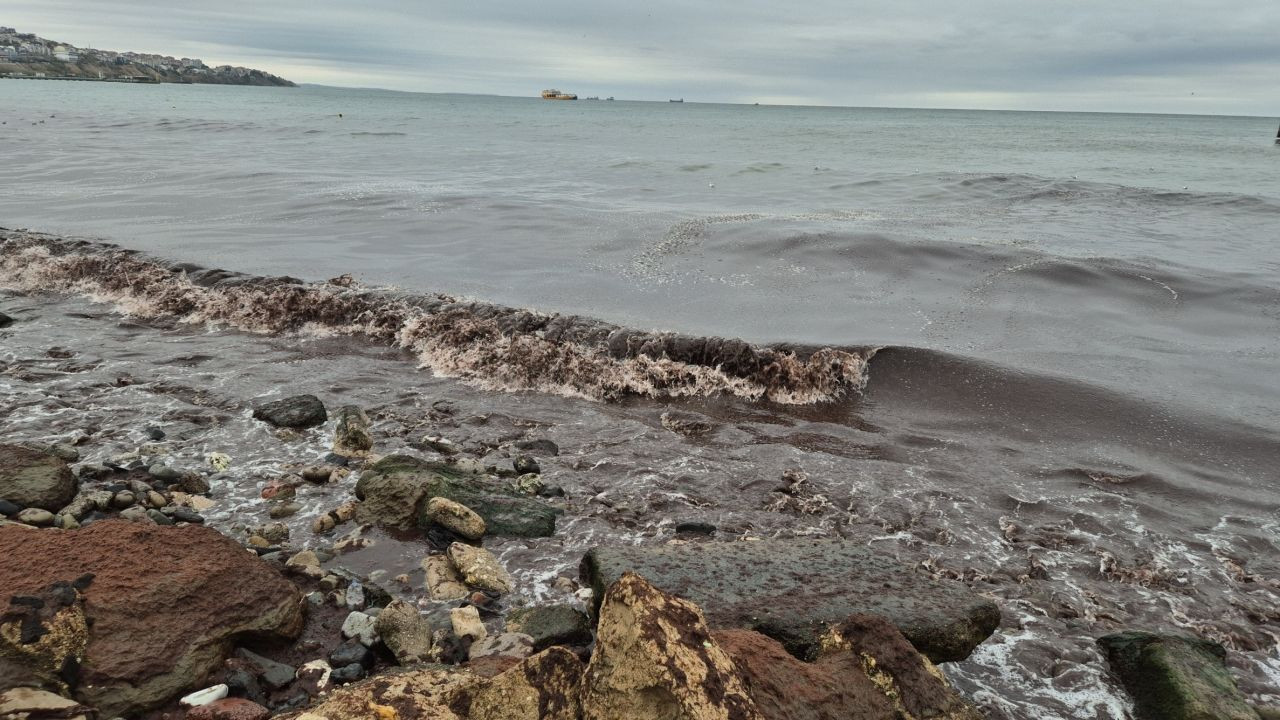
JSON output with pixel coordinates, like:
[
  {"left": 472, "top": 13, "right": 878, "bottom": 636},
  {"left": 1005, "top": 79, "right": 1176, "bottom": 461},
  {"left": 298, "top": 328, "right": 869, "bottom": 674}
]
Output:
[{"left": 2, "top": 229, "right": 1278, "bottom": 718}]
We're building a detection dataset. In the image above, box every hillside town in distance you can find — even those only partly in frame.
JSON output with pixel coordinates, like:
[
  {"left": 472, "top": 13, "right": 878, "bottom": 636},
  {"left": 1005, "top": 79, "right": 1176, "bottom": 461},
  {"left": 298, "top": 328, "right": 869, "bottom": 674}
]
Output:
[{"left": 0, "top": 26, "right": 294, "bottom": 85}]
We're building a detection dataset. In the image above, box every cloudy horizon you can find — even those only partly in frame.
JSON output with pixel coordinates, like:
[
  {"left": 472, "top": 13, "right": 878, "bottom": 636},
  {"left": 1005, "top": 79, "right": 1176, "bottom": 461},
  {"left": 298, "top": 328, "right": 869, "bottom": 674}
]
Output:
[{"left": 6, "top": 0, "right": 1280, "bottom": 116}]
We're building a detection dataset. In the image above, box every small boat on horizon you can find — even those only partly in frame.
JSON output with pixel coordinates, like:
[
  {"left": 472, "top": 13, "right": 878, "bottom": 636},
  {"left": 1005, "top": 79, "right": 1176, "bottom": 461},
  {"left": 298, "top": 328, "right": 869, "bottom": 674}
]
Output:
[
  {"left": 669, "top": 98, "right": 684, "bottom": 103},
  {"left": 541, "top": 89, "right": 577, "bottom": 100}
]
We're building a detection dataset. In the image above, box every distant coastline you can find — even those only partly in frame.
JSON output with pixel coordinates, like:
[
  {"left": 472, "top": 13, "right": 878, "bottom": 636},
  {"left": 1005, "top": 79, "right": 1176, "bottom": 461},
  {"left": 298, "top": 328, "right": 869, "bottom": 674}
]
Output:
[{"left": 0, "top": 25, "right": 294, "bottom": 87}]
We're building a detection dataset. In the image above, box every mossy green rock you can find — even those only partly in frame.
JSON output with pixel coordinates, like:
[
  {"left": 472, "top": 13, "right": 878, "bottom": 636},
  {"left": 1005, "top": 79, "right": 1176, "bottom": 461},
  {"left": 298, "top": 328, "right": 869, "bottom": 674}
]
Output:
[
  {"left": 1098, "top": 631, "right": 1261, "bottom": 720},
  {"left": 506, "top": 604, "right": 593, "bottom": 651},
  {"left": 581, "top": 539, "right": 1000, "bottom": 663},
  {"left": 355, "top": 455, "right": 559, "bottom": 537}
]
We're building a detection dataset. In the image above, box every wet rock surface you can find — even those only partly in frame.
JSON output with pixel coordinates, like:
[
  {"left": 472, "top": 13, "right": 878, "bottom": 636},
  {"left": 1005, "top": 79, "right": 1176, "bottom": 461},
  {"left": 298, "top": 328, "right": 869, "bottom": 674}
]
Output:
[
  {"left": 1098, "top": 631, "right": 1262, "bottom": 720},
  {"left": 582, "top": 539, "right": 1000, "bottom": 662},
  {"left": 252, "top": 395, "right": 328, "bottom": 429},
  {"left": 0, "top": 444, "right": 77, "bottom": 511},
  {"left": 356, "top": 454, "right": 560, "bottom": 536},
  {"left": 0, "top": 521, "right": 303, "bottom": 717}
]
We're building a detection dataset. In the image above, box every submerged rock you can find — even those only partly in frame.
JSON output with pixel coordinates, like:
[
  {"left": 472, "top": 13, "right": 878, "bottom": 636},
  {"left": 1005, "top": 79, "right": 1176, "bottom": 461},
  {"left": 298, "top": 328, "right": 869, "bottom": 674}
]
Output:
[
  {"left": 355, "top": 454, "right": 559, "bottom": 537},
  {"left": 1098, "top": 631, "right": 1261, "bottom": 720},
  {"left": 0, "top": 444, "right": 77, "bottom": 511},
  {"left": 581, "top": 538, "right": 1000, "bottom": 663},
  {"left": 252, "top": 394, "right": 327, "bottom": 429},
  {"left": 0, "top": 521, "right": 303, "bottom": 717},
  {"left": 581, "top": 571, "right": 762, "bottom": 720}
]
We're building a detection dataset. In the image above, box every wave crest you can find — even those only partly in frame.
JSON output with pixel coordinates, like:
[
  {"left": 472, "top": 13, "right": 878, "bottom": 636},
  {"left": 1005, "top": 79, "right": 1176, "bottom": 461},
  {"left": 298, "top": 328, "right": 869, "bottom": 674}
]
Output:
[{"left": 0, "top": 230, "right": 870, "bottom": 404}]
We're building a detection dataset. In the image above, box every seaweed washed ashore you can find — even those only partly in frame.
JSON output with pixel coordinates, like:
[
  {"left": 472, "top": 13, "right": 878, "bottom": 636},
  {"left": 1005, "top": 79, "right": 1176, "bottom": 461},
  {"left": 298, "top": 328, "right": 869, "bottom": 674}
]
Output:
[{"left": 0, "top": 228, "right": 1277, "bottom": 719}]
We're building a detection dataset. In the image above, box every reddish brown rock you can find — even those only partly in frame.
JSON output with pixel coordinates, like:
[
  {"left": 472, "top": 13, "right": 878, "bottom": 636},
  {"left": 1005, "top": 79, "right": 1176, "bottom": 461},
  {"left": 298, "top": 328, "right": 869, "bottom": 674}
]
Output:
[
  {"left": 0, "top": 521, "right": 303, "bottom": 718},
  {"left": 713, "top": 629, "right": 895, "bottom": 720},
  {"left": 186, "top": 697, "right": 271, "bottom": 720}
]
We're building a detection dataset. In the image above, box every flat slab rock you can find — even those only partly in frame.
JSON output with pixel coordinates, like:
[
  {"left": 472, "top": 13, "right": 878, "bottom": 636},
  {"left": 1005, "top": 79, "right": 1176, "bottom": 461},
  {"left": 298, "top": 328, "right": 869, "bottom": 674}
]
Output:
[
  {"left": 0, "top": 521, "right": 303, "bottom": 717},
  {"left": 581, "top": 539, "right": 1000, "bottom": 663}
]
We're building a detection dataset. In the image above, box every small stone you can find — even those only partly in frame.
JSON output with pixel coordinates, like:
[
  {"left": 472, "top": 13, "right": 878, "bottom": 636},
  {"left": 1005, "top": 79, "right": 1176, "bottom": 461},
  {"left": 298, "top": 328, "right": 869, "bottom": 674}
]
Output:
[
  {"left": 345, "top": 581, "right": 366, "bottom": 610},
  {"left": 312, "top": 514, "right": 337, "bottom": 534},
  {"left": 328, "top": 639, "right": 374, "bottom": 669},
  {"left": 148, "top": 464, "right": 181, "bottom": 481},
  {"left": 224, "top": 668, "right": 266, "bottom": 705},
  {"left": 260, "top": 478, "right": 297, "bottom": 500},
  {"left": 295, "top": 659, "right": 333, "bottom": 695},
  {"left": 552, "top": 576, "right": 577, "bottom": 594},
  {"left": 206, "top": 452, "right": 232, "bottom": 472},
  {"left": 319, "top": 574, "right": 342, "bottom": 592},
  {"left": 145, "top": 426, "right": 166, "bottom": 441},
  {"left": 165, "top": 506, "right": 205, "bottom": 523},
  {"left": 146, "top": 490, "right": 168, "bottom": 508},
  {"left": 375, "top": 599, "right": 436, "bottom": 665},
  {"left": 147, "top": 509, "right": 174, "bottom": 525},
  {"left": 447, "top": 542, "right": 513, "bottom": 594},
  {"left": 424, "top": 497, "right": 486, "bottom": 540},
  {"left": 187, "top": 495, "right": 217, "bottom": 511},
  {"left": 0, "top": 312, "right": 13, "bottom": 328},
  {"left": 111, "top": 491, "right": 135, "bottom": 509},
  {"left": 57, "top": 513, "right": 81, "bottom": 529},
  {"left": 421, "top": 435, "right": 459, "bottom": 455},
  {"left": 341, "top": 611, "right": 379, "bottom": 647},
  {"left": 284, "top": 550, "right": 322, "bottom": 578},
  {"left": 468, "top": 632, "right": 534, "bottom": 661},
  {"left": 119, "top": 505, "right": 151, "bottom": 523},
  {"left": 423, "top": 555, "right": 470, "bottom": 601},
  {"left": 513, "top": 455, "right": 540, "bottom": 474},
  {"left": 253, "top": 394, "right": 328, "bottom": 429},
  {"left": 332, "top": 501, "right": 358, "bottom": 522},
  {"left": 330, "top": 662, "right": 365, "bottom": 685},
  {"left": 236, "top": 648, "right": 298, "bottom": 690},
  {"left": 301, "top": 465, "right": 335, "bottom": 484},
  {"left": 185, "top": 697, "right": 270, "bottom": 720},
  {"left": 333, "top": 526, "right": 374, "bottom": 555},
  {"left": 177, "top": 472, "right": 211, "bottom": 495},
  {"left": 450, "top": 605, "right": 487, "bottom": 643},
  {"left": 268, "top": 501, "right": 302, "bottom": 519},
  {"left": 333, "top": 405, "right": 373, "bottom": 457},
  {"left": 0, "top": 499, "right": 20, "bottom": 516},
  {"left": 180, "top": 684, "right": 229, "bottom": 707},
  {"left": 255, "top": 522, "right": 290, "bottom": 544},
  {"left": 512, "top": 473, "right": 545, "bottom": 495},
  {"left": 451, "top": 457, "right": 484, "bottom": 474},
  {"left": 17, "top": 508, "right": 55, "bottom": 526}
]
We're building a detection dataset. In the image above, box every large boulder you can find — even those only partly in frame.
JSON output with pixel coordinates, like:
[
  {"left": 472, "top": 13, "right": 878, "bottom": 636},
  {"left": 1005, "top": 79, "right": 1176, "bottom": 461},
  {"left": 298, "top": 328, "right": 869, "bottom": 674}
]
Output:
[
  {"left": 581, "top": 539, "right": 999, "bottom": 663},
  {"left": 278, "top": 665, "right": 478, "bottom": 720},
  {"left": 505, "top": 604, "right": 592, "bottom": 651},
  {"left": 251, "top": 394, "right": 327, "bottom": 429},
  {"left": 1098, "top": 631, "right": 1261, "bottom": 720},
  {"left": 580, "top": 571, "right": 763, "bottom": 720},
  {"left": 0, "top": 444, "right": 77, "bottom": 511},
  {"left": 466, "top": 647, "right": 583, "bottom": 720},
  {"left": 0, "top": 688, "right": 93, "bottom": 720},
  {"left": 355, "top": 455, "right": 560, "bottom": 537},
  {"left": 0, "top": 521, "right": 303, "bottom": 717}
]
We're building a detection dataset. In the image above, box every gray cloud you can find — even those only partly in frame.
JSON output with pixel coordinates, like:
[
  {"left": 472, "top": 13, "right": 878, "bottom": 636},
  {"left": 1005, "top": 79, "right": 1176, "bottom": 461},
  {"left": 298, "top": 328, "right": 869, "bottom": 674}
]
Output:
[{"left": 7, "top": 0, "right": 1279, "bottom": 114}]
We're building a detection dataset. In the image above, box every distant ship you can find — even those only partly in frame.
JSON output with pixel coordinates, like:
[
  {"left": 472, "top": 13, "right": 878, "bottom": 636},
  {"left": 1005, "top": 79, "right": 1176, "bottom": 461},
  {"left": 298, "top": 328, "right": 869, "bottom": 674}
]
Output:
[
  {"left": 669, "top": 98, "right": 684, "bottom": 103},
  {"left": 541, "top": 89, "right": 577, "bottom": 100}
]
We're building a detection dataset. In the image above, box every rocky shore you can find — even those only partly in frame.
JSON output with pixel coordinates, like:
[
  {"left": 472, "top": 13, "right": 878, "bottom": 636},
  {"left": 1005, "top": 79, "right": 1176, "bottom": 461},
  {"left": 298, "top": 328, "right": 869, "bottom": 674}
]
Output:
[{"left": 0, "top": 384, "right": 1272, "bottom": 720}]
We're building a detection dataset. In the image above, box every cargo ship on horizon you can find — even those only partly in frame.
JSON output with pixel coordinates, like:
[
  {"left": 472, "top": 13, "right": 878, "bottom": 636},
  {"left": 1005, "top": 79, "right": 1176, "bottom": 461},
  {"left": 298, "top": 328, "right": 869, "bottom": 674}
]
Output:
[{"left": 541, "top": 89, "right": 577, "bottom": 100}]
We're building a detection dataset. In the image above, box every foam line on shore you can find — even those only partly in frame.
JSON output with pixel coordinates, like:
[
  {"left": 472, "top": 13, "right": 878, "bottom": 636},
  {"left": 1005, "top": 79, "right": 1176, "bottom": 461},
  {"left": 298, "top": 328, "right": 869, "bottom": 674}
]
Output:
[{"left": 0, "top": 229, "right": 873, "bottom": 404}]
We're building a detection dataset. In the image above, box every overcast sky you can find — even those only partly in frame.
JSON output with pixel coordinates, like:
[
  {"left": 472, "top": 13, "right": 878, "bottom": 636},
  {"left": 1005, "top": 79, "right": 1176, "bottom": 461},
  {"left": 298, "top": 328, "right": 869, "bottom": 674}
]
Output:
[{"left": 7, "top": 0, "right": 1279, "bottom": 115}]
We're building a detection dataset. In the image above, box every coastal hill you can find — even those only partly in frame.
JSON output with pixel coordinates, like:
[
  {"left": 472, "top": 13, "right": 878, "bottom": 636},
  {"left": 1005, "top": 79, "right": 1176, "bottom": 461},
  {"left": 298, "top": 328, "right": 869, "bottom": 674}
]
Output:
[{"left": 0, "top": 26, "right": 294, "bottom": 86}]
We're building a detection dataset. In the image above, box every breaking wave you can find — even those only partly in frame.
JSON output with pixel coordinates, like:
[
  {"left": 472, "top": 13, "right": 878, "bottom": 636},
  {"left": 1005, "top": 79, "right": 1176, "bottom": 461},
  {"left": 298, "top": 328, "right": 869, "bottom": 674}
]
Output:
[{"left": 0, "top": 229, "right": 871, "bottom": 404}]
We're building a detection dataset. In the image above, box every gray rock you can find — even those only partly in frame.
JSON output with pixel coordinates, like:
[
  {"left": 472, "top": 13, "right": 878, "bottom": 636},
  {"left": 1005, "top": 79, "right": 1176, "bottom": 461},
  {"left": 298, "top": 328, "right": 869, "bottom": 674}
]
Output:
[
  {"left": 0, "top": 312, "right": 13, "bottom": 328},
  {"left": 506, "top": 604, "right": 593, "bottom": 651},
  {"left": 374, "top": 600, "right": 435, "bottom": 665},
  {"left": 268, "top": 501, "right": 302, "bottom": 519},
  {"left": 333, "top": 405, "right": 373, "bottom": 457},
  {"left": 328, "top": 640, "right": 374, "bottom": 669},
  {"left": 119, "top": 506, "right": 151, "bottom": 523},
  {"left": 148, "top": 464, "right": 182, "bottom": 482},
  {"left": 0, "top": 499, "right": 19, "bottom": 517},
  {"left": 354, "top": 455, "right": 560, "bottom": 537},
  {"left": 175, "top": 472, "right": 210, "bottom": 495},
  {"left": 330, "top": 662, "right": 365, "bottom": 685},
  {"left": 513, "top": 455, "right": 540, "bottom": 475},
  {"left": 580, "top": 539, "right": 1001, "bottom": 663},
  {"left": 236, "top": 648, "right": 298, "bottom": 690},
  {"left": 340, "top": 611, "right": 378, "bottom": 647},
  {"left": 0, "top": 444, "right": 78, "bottom": 511},
  {"left": 468, "top": 632, "right": 534, "bottom": 661},
  {"left": 16, "top": 508, "right": 55, "bottom": 526},
  {"left": 1098, "top": 631, "right": 1261, "bottom": 720},
  {"left": 252, "top": 395, "right": 327, "bottom": 429},
  {"left": 147, "top": 509, "right": 174, "bottom": 525},
  {"left": 163, "top": 507, "right": 204, "bottom": 524}
]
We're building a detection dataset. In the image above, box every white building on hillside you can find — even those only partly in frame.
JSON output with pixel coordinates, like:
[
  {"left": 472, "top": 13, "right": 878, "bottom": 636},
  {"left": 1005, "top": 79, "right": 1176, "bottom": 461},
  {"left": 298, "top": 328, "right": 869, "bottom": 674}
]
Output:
[{"left": 53, "top": 44, "right": 78, "bottom": 62}]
